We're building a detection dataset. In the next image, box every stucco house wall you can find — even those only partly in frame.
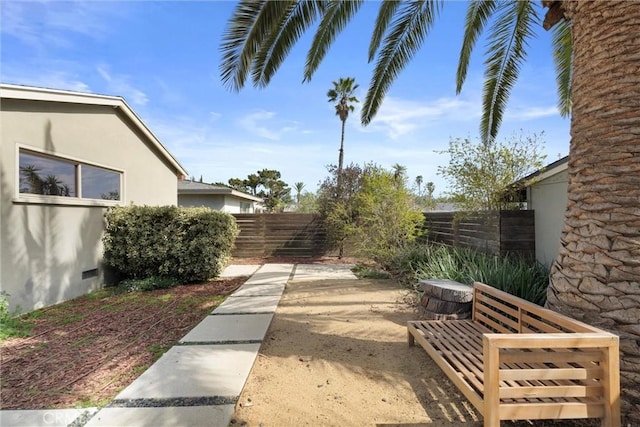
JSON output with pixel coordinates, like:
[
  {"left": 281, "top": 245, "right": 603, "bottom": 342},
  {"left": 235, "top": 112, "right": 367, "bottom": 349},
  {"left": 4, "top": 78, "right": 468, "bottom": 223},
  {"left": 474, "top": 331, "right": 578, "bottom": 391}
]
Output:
[
  {"left": 0, "top": 84, "right": 187, "bottom": 312},
  {"left": 525, "top": 159, "right": 569, "bottom": 267},
  {"left": 177, "top": 181, "right": 263, "bottom": 213}
]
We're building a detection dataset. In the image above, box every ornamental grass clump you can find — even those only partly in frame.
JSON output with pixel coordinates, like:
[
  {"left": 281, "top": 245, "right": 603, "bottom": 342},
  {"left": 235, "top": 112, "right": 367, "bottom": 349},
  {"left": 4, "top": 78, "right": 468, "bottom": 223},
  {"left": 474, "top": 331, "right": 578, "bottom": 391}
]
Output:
[{"left": 386, "top": 242, "right": 549, "bottom": 305}]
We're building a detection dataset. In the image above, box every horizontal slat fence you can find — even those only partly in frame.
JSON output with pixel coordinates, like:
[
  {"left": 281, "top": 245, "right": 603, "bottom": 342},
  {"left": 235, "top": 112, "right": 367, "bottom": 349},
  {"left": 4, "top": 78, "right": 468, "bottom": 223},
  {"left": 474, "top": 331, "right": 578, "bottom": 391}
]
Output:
[
  {"left": 422, "top": 210, "right": 535, "bottom": 259},
  {"left": 232, "top": 213, "right": 327, "bottom": 258},
  {"left": 231, "top": 210, "right": 534, "bottom": 260}
]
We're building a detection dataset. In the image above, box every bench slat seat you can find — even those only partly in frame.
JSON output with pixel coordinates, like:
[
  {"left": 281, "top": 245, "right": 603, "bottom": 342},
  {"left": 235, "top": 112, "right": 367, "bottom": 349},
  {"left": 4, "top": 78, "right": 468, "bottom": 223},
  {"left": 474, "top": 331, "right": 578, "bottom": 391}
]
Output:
[{"left": 408, "top": 281, "right": 620, "bottom": 427}]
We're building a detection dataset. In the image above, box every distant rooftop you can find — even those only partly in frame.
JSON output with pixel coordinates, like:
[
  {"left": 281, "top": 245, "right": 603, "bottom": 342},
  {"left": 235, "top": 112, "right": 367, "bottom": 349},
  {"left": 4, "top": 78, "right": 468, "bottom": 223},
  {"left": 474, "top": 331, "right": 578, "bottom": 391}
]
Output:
[{"left": 178, "top": 180, "right": 263, "bottom": 202}]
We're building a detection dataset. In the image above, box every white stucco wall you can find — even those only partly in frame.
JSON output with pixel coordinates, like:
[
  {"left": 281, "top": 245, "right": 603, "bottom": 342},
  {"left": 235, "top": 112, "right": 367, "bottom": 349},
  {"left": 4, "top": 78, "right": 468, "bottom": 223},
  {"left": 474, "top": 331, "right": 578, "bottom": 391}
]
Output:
[
  {"left": 178, "top": 194, "right": 226, "bottom": 211},
  {"left": 529, "top": 169, "right": 568, "bottom": 267},
  {"left": 1, "top": 98, "right": 180, "bottom": 312},
  {"left": 178, "top": 194, "right": 255, "bottom": 213}
]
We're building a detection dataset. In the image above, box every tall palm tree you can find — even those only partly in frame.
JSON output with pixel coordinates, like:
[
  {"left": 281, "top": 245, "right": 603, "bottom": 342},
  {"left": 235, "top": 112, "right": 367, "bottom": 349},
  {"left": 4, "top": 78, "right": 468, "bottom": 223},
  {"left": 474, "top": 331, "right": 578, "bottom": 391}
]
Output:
[
  {"left": 294, "top": 181, "right": 305, "bottom": 208},
  {"left": 327, "top": 77, "right": 359, "bottom": 178},
  {"left": 220, "top": 2, "right": 640, "bottom": 419},
  {"left": 415, "top": 175, "right": 423, "bottom": 197}
]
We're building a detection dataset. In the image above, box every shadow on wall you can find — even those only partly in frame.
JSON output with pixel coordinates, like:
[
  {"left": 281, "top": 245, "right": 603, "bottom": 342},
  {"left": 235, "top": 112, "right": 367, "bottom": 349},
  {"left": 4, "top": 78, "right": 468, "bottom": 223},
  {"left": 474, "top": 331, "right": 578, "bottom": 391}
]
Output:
[{"left": 1, "top": 120, "right": 104, "bottom": 312}]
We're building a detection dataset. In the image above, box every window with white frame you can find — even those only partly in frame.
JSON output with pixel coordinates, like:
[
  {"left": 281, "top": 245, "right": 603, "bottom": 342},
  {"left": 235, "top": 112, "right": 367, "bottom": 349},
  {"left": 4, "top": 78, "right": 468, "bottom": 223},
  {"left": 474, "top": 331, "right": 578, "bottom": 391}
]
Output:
[
  {"left": 18, "top": 149, "right": 122, "bottom": 202},
  {"left": 240, "top": 201, "right": 252, "bottom": 213}
]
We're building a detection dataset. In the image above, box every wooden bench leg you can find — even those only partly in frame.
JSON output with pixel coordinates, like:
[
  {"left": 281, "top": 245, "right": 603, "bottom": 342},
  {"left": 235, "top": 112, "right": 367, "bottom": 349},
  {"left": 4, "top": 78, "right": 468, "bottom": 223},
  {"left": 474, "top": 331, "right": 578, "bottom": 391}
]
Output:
[
  {"left": 603, "top": 340, "right": 621, "bottom": 427},
  {"left": 407, "top": 323, "right": 415, "bottom": 346}
]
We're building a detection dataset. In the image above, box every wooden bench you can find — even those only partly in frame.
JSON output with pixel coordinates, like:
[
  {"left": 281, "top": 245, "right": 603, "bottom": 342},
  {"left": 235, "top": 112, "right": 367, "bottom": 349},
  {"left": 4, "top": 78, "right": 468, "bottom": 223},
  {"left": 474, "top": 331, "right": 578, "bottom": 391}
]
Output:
[{"left": 408, "top": 281, "right": 620, "bottom": 427}]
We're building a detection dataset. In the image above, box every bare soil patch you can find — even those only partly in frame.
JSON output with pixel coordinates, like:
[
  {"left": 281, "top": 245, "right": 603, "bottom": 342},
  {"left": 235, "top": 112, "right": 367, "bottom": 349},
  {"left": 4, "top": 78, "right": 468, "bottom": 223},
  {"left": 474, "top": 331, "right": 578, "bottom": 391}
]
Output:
[
  {"left": 0, "top": 277, "right": 245, "bottom": 410},
  {"left": 231, "top": 277, "right": 598, "bottom": 427}
]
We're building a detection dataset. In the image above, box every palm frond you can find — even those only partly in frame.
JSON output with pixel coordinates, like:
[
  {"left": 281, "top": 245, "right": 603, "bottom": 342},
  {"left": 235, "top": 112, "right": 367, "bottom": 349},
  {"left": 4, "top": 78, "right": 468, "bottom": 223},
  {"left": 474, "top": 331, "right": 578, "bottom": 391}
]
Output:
[
  {"left": 456, "top": 0, "right": 497, "bottom": 94},
  {"left": 552, "top": 19, "right": 572, "bottom": 117},
  {"left": 252, "top": 0, "right": 326, "bottom": 88},
  {"left": 361, "top": 0, "right": 443, "bottom": 125},
  {"left": 303, "top": 0, "right": 364, "bottom": 82},
  {"left": 368, "top": 0, "right": 402, "bottom": 62},
  {"left": 220, "top": 0, "right": 291, "bottom": 91},
  {"left": 481, "top": 0, "right": 538, "bottom": 142}
]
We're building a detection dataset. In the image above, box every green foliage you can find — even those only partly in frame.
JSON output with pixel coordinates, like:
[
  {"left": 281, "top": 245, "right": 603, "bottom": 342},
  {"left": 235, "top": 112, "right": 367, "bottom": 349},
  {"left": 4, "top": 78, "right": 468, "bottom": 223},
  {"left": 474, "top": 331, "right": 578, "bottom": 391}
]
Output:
[
  {"left": 317, "top": 163, "right": 423, "bottom": 261},
  {"left": 0, "top": 292, "right": 32, "bottom": 340},
  {"left": 103, "top": 205, "right": 238, "bottom": 283},
  {"left": 351, "top": 264, "right": 391, "bottom": 279},
  {"left": 119, "top": 276, "right": 181, "bottom": 292},
  {"left": 353, "top": 165, "right": 424, "bottom": 262},
  {"left": 296, "top": 191, "right": 319, "bottom": 213},
  {"left": 437, "top": 131, "right": 546, "bottom": 211},
  {"left": 228, "top": 169, "right": 291, "bottom": 212},
  {"left": 385, "top": 242, "right": 549, "bottom": 305}
]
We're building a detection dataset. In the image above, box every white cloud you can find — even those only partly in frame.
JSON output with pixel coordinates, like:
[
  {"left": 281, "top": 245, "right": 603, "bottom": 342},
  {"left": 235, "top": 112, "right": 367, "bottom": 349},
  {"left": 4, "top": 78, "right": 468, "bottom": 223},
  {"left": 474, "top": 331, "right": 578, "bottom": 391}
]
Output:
[
  {"left": 236, "top": 110, "right": 298, "bottom": 141},
  {"left": 1, "top": 1, "right": 124, "bottom": 48},
  {"left": 97, "top": 65, "right": 148, "bottom": 106},
  {"left": 505, "top": 106, "right": 560, "bottom": 120},
  {"left": 0, "top": 65, "right": 91, "bottom": 93},
  {"left": 210, "top": 112, "right": 222, "bottom": 121},
  {"left": 362, "top": 96, "right": 481, "bottom": 140}
]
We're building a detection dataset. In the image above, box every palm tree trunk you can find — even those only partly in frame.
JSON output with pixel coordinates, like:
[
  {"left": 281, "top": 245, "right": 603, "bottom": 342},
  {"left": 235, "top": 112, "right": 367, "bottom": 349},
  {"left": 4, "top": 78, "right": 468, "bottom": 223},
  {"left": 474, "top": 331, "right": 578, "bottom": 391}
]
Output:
[
  {"left": 338, "top": 118, "right": 346, "bottom": 175},
  {"left": 546, "top": 1, "right": 640, "bottom": 421}
]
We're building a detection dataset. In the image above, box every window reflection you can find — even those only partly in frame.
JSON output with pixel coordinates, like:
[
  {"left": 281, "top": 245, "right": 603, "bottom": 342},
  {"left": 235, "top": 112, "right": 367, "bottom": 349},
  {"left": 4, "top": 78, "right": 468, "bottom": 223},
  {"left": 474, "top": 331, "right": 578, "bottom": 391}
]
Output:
[
  {"left": 82, "top": 165, "right": 121, "bottom": 200},
  {"left": 19, "top": 152, "right": 76, "bottom": 197}
]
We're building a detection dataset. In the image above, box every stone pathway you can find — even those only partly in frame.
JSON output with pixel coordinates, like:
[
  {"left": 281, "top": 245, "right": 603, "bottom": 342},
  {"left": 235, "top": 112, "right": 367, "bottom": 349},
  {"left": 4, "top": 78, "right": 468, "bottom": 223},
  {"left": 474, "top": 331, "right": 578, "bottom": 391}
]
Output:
[{"left": 0, "top": 263, "right": 356, "bottom": 427}]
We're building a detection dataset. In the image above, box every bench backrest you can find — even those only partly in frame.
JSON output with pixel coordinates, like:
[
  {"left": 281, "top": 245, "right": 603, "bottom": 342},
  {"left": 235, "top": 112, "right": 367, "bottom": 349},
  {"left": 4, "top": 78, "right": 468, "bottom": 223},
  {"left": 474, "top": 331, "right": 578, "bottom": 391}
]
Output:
[{"left": 471, "top": 281, "right": 604, "bottom": 334}]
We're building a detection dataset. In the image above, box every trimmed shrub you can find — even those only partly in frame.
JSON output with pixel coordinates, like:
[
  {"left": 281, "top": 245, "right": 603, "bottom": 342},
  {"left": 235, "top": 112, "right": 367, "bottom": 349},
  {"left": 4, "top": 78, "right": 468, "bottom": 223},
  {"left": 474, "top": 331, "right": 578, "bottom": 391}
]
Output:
[
  {"left": 385, "top": 242, "right": 549, "bottom": 305},
  {"left": 103, "top": 205, "right": 238, "bottom": 283}
]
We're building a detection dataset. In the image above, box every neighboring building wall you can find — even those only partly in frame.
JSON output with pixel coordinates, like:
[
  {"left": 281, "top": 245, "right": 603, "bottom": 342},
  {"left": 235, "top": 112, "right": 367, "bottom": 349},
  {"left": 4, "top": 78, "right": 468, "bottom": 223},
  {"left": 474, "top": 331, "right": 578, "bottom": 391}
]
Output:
[
  {"left": 528, "top": 169, "right": 568, "bottom": 267},
  {"left": 1, "top": 99, "right": 180, "bottom": 312},
  {"left": 178, "top": 194, "right": 225, "bottom": 211}
]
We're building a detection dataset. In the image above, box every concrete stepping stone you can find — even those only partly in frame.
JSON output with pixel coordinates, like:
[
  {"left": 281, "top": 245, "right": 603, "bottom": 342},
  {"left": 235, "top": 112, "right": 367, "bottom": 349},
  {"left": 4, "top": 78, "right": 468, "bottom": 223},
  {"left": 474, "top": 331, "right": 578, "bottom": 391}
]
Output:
[
  {"left": 85, "top": 405, "right": 234, "bottom": 427},
  {"left": 0, "top": 408, "right": 97, "bottom": 427},
  {"left": 293, "top": 264, "right": 357, "bottom": 281},
  {"left": 243, "top": 263, "right": 293, "bottom": 285},
  {"left": 232, "top": 282, "right": 285, "bottom": 297},
  {"left": 179, "top": 314, "right": 273, "bottom": 344},
  {"left": 220, "top": 264, "right": 260, "bottom": 278},
  {"left": 114, "top": 344, "right": 260, "bottom": 400},
  {"left": 212, "top": 295, "right": 281, "bottom": 314}
]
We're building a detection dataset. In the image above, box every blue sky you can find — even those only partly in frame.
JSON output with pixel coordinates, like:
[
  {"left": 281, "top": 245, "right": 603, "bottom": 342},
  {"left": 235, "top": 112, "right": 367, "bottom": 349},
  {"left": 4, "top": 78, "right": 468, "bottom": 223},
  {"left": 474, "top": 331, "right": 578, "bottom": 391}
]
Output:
[{"left": 1, "top": 1, "right": 570, "bottom": 195}]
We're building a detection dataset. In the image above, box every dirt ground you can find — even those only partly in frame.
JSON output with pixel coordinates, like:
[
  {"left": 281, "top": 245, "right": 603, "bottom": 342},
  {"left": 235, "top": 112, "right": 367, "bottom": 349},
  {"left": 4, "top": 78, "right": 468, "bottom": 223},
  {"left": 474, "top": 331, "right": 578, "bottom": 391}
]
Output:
[
  {"left": 231, "top": 277, "right": 484, "bottom": 427},
  {"left": 230, "top": 276, "right": 601, "bottom": 427},
  {"left": 0, "top": 277, "right": 245, "bottom": 410}
]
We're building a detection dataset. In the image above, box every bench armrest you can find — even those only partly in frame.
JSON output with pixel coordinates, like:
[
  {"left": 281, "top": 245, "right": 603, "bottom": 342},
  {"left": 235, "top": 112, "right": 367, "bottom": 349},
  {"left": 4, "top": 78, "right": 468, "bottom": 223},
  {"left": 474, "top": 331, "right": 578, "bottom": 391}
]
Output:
[{"left": 482, "top": 333, "right": 620, "bottom": 427}]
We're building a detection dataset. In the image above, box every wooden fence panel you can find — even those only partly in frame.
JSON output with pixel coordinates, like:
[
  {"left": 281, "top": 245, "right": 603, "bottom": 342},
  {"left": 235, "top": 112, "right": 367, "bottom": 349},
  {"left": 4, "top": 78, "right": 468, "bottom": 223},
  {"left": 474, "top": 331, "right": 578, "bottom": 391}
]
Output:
[
  {"left": 232, "top": 213, "right": 327, "bottom": 258},
  {"left": 422, "top": 210, "right": 535, "bottom": 259}
]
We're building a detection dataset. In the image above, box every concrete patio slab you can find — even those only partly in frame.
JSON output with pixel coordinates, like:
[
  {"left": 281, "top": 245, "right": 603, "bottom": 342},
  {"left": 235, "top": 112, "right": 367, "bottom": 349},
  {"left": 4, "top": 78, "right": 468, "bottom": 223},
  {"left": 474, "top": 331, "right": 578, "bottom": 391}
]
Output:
[
  {"left": 220, "top": 264, "right": 260, "bottom": 278},
  {"left": 0, "top": 408, "right": 97, "bottom": 427},
  {"left": 85, "top": 405, "right": 234, "bottom": 427},
  {"left": 212, "top": 295, "right": 281, "bottom": 314},
  {"left": 115, "top": 344, "right": 260, "bottom": 400},
  {"left": 243, "top": 263, "right": 293, "bottom": 285},
  {"left": 179, "top": 314, "right": 273, "bottom": 343},
  {"left": 293, "top": 264, "right": 357, "bottom": 281},
  {"left": 232, "top": 282, "right": 285, "bottom": 297}
]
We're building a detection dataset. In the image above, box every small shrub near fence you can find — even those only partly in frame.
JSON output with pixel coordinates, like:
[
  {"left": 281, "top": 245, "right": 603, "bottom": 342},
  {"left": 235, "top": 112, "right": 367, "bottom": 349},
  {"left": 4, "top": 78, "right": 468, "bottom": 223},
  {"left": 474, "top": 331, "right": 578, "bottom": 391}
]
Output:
[
  {"left": 384, "top": 242, "right": 549, "bottom": 306},
  {"left": 103, "top": 205, "right": 238, "bottom": 283}
]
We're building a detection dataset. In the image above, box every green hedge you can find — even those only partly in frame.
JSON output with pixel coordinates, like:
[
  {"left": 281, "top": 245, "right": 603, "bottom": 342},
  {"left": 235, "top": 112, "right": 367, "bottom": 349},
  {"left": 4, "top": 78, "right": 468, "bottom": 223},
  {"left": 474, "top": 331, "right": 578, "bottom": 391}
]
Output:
[{"left": 103, "top": 205, "right": 238, "bottom": 282}]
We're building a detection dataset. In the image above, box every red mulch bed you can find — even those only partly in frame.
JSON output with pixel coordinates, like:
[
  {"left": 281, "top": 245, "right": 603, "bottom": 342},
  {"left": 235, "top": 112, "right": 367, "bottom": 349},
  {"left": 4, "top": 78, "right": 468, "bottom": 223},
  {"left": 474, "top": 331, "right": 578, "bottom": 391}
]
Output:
[{"left": 0, "top": 277, "right": 245, "bottom": 410}]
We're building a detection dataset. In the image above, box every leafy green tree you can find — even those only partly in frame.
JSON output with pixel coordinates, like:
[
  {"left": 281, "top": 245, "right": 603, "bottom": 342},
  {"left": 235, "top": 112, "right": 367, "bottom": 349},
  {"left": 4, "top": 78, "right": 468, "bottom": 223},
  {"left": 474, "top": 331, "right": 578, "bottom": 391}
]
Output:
[
  {"left": 227, "top": 178, "right": 248, "bottom": 192},
  {"left": 353, "top": 165, "right": 424, "bottom": 264},
  {"left": 297, "top": 191, "right": 319, "bottom": 213},
  {"left": 317, "top": 164, "right": 363, "bottom": 258},
  {"left": 245, "top": 173, "right": 261, "bottom": 196},
  {"left": 256, "top": 169, "right": 292, "bottom": 213},
  {"left": 220, "top": 2, "right": 640, "bottom": 416},
  {"left": 437, "top": 132, "right": 546, "bottom": 211},
  {"left": 327, "top": 77, "right": 359, "bottom": 179},
  {"left": 414, "top": 175, "right": 423, "bottom": 196}
]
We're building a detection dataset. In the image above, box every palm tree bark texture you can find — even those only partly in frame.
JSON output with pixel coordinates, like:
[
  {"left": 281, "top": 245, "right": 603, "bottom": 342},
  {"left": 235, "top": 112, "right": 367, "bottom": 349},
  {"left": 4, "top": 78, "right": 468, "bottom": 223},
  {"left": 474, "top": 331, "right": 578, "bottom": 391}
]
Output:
[{"left": 546, "top": 1, "right": 640, "bottom": 420}]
